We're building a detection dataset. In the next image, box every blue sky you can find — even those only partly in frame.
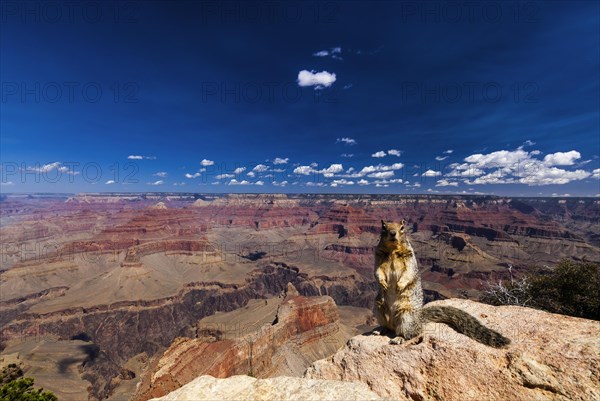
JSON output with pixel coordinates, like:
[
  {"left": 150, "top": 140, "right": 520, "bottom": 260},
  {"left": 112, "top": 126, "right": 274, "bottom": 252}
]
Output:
[{"left": 1, "top": 0, "right": 599, "bottom": 195}]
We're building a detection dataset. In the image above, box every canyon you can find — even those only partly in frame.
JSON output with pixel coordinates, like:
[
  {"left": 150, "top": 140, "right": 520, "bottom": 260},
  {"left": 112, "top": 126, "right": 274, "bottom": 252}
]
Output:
[{"left": 0, "top": 193, "right": 598, "bottom": 400}]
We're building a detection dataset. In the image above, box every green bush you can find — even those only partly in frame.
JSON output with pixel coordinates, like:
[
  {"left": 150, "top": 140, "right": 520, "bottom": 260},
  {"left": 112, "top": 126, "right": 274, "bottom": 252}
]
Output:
[
  {"left": 0, "top": 364, "right": 58, "bottom": 401},
  {"left": 481, "top": 260, "right": 600, "bottom": 321}
]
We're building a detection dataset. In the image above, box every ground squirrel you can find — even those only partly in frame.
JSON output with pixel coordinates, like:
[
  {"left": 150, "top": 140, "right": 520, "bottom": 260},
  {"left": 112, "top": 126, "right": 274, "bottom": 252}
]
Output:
[{"left": 374, "top": 220, "right": 510, "bottom": 347}]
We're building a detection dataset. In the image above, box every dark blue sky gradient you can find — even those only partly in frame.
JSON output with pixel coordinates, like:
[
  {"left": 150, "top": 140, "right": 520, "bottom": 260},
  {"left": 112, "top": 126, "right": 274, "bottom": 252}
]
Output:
[{"left": 1, "top": 1, "right": 599, "bottom": 195}]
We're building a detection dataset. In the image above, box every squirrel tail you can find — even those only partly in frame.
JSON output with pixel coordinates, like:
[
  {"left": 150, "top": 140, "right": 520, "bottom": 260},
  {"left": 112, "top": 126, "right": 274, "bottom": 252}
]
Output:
[{"left": 422, "top": 305, "right": 510, "bottom": 348}]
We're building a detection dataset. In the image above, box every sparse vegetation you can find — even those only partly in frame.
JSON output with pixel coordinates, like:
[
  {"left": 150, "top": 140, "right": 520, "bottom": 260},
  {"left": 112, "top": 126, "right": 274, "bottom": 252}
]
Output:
[
  {"left": 481, "top": 260, "right": 600, "bottom": 320},
  {"left": 0, "top": 364, "right": 58, "bottom": 401}
]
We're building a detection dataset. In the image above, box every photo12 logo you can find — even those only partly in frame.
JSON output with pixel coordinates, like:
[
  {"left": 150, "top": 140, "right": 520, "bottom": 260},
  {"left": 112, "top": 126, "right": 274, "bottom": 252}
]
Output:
[
  {"left": 0, "top": 1, "right": 139, "bottom": 24},
  {"left": 1, "top": 81, "right": 140, "bottom": 104},
  {"left": 1, "top": 162, "right": 139, "bottom": 185}
]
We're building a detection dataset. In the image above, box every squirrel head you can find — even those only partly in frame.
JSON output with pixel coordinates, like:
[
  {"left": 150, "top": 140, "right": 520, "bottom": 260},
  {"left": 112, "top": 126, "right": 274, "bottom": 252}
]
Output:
[{"left": 380, "top": 220, "right": 407, "bottom": 245}]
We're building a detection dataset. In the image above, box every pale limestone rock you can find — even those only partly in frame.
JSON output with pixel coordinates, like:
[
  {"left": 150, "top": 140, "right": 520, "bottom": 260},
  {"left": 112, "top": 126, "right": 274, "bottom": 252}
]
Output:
[
  {"left": 306, "top": 299, "right": 600, "bottom": 401},
  {"left": 148, "top": 375, "right": 381, "bottom": 401}
]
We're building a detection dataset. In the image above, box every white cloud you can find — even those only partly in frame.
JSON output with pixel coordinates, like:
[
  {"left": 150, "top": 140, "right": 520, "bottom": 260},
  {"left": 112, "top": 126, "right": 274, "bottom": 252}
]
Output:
[
  {"left": 154, "top": 172, "right": 168, "bottom": 177},
  {"left": 319, "top": 164, "right": 343, "bottom": 177},
  {"left": 372, "top": 151, "right": 386, "bottom": 158},
  {"left": 336, "top": 137, "right": 357, "bottom": 145},
  {"left": 216, "top": 174, "right": 234, "bottom": 179},
  {"left": 229, "top": 179, "right": 251, "bottom": 185},
  {"left": 173, "top": 182, "right": 186, "bottom": 186},
  {"left": 185, "top": 172, "right": 201, "bottom": 179},
  {"left": 255, "top": 181, "right": 264, "bottom": 186},
  {"left": 306, "top": 182, "right": 326, "bottom": 187},
  {"left": 423, "top": 170, "right": 442, "bottom": 177},
  {"left": 374, "top": 178, "right": 403, "bottom": 184},
  {"left": 343, "top": 84, "right": 353, "bottom": 90},
  {"left": 253, "top": 164, "right": 269, "bottom": 172},
  {"left": 128, "top": 155, "right": 155, "bottom": 160},
  {"left": 592, "top": 168, "right": 600, "bottom": 179},
  {"left": 454, "top": 148, "right": 592, "bottom": 186},
  {"left": 273, "top": 180, "right": 288, "bottom": 187},
  {"left": 368, "top": 171, "right": 395, "bottom": 179},
  {"left": 436, "top": 179, "right": 459, "bottom": 187},
  {"left": 293, "top": 166, "right": 314, "bottom": 175},
  {"left": 358, "top": 179, "right": 369, "bottom": 185},
  {"left": 233, "top": 167, "right": 246, "bottom": 174},
  {"left": 388, "top": 149, "right": 402, "bottom": 157},
  {"left": 273, "top": 157, "right": 289, "bottom": 165},
  {"left": 297, "top": 70, "right": 337, "bottom": 89},
  {"left": 313, "top": 47, "right": 342, "bottom": 59},
  {"left": 148, "top": 180, "right": 164, "bottom": 186},
  {"left": 543, "top": 151, "right": 581, "bottom": 166},
  {"left": 518, "top": 167, "right": 590, "bottom": 186},
  {"left": 201, "top": 159, "right": 214, "bottom": 166},
  {"left": 443, "top": 149, "right": 454, "bottom": 154},
  {"left": 523, "top": 140, "right": 536, "bottom": 146},
  {"left": 247, "top": 171, "right": 256, "bottom": 177},
  {"left": 435, "top": 156, "right": 448, "bottom": 161},
  {"left": 331, "top": 179, "right": 354, "bottom": 186},
  {"left": 341, "top": 153, "right": 354, "bottom": 158},
  {"left": 105, "top": 180, "right": 115, "bottom": 185}
]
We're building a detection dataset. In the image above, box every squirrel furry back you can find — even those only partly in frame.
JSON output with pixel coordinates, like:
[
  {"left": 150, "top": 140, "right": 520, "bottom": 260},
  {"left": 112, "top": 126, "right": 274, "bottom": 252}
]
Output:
[{"left": 375, "top": 220, "right": 510, "bottom": 348}]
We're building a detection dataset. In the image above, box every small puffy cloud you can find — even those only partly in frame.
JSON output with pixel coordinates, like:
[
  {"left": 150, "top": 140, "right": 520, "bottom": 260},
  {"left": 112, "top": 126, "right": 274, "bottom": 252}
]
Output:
[
  {"left": 388, "top": 149, "right": 402, "bottom": 157},
  {"left": 358, "top": 179, "right": 369, "bottom": 185},
  {"left": 592, "top": 168, "right": 600, "bottom": 179},
  {"left": 313, "top": 47, "right": 342, "bottom": 59},
  {"left": 336, "top": 137, "right": 356, "bottom": 145},
  {"left": 293, "top": 165, "right": 315, "bottom": 175},
  {"left": 331, "top": 179, "right": 354, "bottom": 187},
  {"left": 368, "top": 171, "right": 395, "bottom": 179},
  {"left": 372, "top": 151, "right": 386, "bottom": 158},
  {"left": 297, "top": 70, "right": 336, "bottom": 89},
  {"left": 216, "top": 174, "right": 234, "bottom": 179},
  {"left": 443, "top": 149, "right": 454, "bottom": 154},
  {"left": 435, "top": 156, "right": 448, "bottom": 161},
  {"left": 228, "top": 179, "right": 251, "bottom": 185},
  {"left": 543, "top": 151, "right": 581, "bottom": 166},
  {"left": 253, "top": 164, "right": 269, "bottom": 172},
  {"left": 247, "top": 171, "right": 256, "bottom": 177},
  {"left": 255, "top": 180, "right": 264, "bottom": 186},
  {"left": 273, "top": 180, "right": 288, "bottom": 187},
  {"left": 319, "top": 164, "right": 343, "bottom": 177},
  {"left": 523, "top": 140, "right": 536, "bottom": 147},
  {"left": 105, "top": 180, "right": 115, "bottom": 185},
  {"left": 201, "top": 159, "right": 214, "bottom": 166},
  {"left": 128, "top": 155, "right": 156, "bottom": 160},
  {"left": 154, "top": 172, "right": 168, "bottom": 177},
  {"left": 233, "top": 167, "right": 246, "bottom": 174},
  {"left": 185, "top": 172, "right": 201, "bottom": 179},
  {"left": 273, "top": 157, "right": 289, "bottom": 165},
  {"left": 343, "top": 84, "right": 353, "bottom": 90},
  {"left": 436, "top": 179, "right": 459, "bottom": 187},
  {"left": 422, "top": 169, "right": 442, "bottom": 177},
  {"left": 148, "top": 180, "right": 164, "bottom": 186}
]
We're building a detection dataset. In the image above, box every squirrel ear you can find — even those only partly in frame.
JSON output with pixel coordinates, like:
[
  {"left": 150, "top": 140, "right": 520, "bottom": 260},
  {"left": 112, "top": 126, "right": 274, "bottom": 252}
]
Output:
[
  {"left": 401, "top": 219, "right": 406, "bottom": 225},
  {"left": 381, "top": 220, "right": 386, "bottom": 228}
]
